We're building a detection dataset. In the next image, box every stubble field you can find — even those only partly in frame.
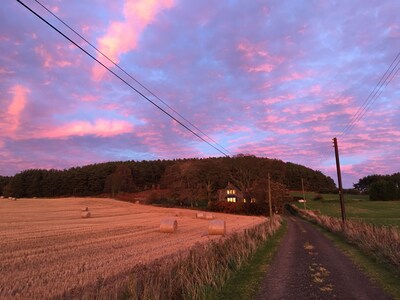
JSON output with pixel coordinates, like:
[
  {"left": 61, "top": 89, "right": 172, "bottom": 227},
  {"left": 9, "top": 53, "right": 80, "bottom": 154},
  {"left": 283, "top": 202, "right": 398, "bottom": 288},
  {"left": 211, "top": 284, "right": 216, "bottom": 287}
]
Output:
[{"left": 0, "top": 197, "right": 265, "bottom": 299}]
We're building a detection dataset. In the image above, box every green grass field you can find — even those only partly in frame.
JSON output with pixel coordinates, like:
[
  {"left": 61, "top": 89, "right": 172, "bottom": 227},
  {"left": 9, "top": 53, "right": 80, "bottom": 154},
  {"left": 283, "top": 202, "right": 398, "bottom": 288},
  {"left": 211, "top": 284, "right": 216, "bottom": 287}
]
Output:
[{"left": 290, "top": 191, "right": 400, "bottom": 228}]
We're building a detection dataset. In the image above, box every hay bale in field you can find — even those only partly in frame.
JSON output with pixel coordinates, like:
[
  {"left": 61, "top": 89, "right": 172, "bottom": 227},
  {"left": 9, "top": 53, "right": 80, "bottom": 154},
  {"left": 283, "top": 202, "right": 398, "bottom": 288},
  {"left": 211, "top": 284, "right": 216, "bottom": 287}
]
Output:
[
  {"left": 13, "top": 198, "right": 17, "bottom": 201},
  {"left": 135, "top": 200, "right": 140, "bottom": 204},
  {"left": 160, "top": 219, "right": 178, "bottom": 233},
  {"left": 208, "top": 220, "right": 226, "bottom": 236},
  {"left": 205, "top": 213, "right": 214, "bottom": 220},
  {"left": 196, "top": 212, "right": 205, "bottom": 219},
  {"left": 8, "top": 197, "right": 12, "bottom": 200},
  {"left": 81, "top": 211, "right": 91, "bottom": 218},
  {"left": 0, "top": 196, "right": 4, "bottom": 199},
  {"left": 81, "top": 207, "right": 89, "bottom": 212}
]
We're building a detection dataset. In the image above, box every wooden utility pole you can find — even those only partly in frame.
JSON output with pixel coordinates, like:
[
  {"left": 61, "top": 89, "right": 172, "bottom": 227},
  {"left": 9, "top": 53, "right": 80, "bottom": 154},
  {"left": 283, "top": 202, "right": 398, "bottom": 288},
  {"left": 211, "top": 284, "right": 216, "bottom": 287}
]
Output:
[
  {"left": 268, "top": 173, "right": 273, "bottom": 220},
  {"left": 333, "top": 137, "right": 346, "bottom": 222},
  {"left": 301, "top": 178, "right": 306, "bottom": 210}
]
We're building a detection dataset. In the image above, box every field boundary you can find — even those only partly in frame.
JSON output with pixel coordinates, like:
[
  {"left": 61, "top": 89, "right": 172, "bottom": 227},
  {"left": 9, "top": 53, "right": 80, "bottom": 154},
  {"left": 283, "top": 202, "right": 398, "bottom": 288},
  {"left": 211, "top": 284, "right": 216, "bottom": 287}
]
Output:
[
  {"left": 122, "top": 216, "right": 282, "bottom": 299},
  {"left": 207, "top": 220, "right": 288, "bottom": 299}
]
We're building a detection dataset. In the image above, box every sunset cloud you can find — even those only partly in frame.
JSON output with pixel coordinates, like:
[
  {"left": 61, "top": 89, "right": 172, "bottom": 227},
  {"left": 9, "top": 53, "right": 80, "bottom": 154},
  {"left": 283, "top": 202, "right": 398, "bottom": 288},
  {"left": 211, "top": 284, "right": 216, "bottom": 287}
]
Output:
[
  {"left": 5, "top": 84, "right": 29, "bottom": 133},
  {"left": 45, "top": 119, "right": 134, "bottom": 139},
  {"left": 34, "top": 44, "right": 72, "bottom": 68},
  {"left": 92, "top": 0, "right": 175, "bottom": 80},
  {"left": 0, "top": 1, "right": 399, "bottom": 187}
]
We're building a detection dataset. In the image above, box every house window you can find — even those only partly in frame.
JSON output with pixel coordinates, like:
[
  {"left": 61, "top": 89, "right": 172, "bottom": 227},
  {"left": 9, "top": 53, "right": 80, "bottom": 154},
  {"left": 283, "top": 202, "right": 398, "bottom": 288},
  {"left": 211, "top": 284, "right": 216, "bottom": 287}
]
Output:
[
  {"left": 227, "top": 197, "right": 236, "bottom": 202},
  {"left": 251, "top": 198, "right": 256, "bottom": 203},
  {"left": 243, "top": 198, "right": 247, "bottom": 203},
  {"left": 227, "top": 189, "right": 235, "bottom": 195}
]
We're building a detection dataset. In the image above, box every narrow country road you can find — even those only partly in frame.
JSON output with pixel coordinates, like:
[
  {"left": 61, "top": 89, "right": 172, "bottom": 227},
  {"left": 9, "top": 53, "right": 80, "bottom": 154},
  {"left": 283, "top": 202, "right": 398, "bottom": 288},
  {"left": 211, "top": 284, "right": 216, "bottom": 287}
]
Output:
[{"left": 256, "top": 216, "right": 393, "bottom": 300}]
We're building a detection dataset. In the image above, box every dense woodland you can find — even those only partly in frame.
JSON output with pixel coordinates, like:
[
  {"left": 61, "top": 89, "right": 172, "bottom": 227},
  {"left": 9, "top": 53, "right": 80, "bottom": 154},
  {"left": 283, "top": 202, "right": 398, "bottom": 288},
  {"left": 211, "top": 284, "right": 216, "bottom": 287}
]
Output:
[
  {"left": 353, "top": 173, "right": 400, "bottom": 201},
  {"left": 0, "top": 155, "right": 336, "bottom": 202}
]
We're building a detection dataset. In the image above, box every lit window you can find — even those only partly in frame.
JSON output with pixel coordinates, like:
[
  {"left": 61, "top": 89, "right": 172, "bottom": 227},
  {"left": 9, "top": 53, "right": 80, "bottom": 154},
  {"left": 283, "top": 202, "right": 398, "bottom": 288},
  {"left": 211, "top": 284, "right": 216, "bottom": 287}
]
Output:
[
  {"left": 227, "top": 189, "right": 236, "bottom": 195},
  {"left": 243, "top": 198, "right": 247, "bottom": 203},
  {"left": 227, "top": 197, "right": 236, "bottom": 202},
  {"left": 251, "top": 198, "right": 256, "bottom": 203}
]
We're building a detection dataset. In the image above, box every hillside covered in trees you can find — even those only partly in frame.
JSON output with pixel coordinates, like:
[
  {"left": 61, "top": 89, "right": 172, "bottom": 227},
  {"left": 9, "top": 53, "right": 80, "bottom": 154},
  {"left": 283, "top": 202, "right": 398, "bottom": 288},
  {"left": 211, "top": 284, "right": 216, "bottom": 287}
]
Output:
[{"left": 0, "top": 155, "right": 336, "bottom": 201}]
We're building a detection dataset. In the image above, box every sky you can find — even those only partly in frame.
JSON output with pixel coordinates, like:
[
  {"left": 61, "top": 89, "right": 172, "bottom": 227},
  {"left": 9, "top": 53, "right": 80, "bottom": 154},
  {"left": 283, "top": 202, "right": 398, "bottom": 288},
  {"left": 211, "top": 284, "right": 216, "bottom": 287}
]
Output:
[{"left": 1, "top": 0, "right": 399, "bottom": 188}]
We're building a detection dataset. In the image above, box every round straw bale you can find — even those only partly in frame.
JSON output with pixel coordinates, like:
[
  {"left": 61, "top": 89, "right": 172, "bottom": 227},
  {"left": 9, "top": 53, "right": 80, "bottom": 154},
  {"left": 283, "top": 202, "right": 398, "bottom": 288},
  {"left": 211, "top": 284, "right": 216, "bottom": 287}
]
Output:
[
  {"left": 135, "top": 200, "right": 140, "bottom": 204},
  {"left": 205, "top": 213, "right": 214, "bottom": 220},
  {"left": 81, "top": 207, "right": 89, "bottom": 212},
  {"left": 8, "top": 197, "right": 12, "bottom": 200},
  {"left": 81, "top": 211, "right": 91, "bottom": 218},
  {"left": 160, "top": 219, "right": 178, "bottom": 233},
  {"left": 196, "top": 212, "right": 205, "bottom": 219},
  {"left": 0, "top": 196, "right": 4, "bottom": 199},
  {"left": 208, "top": 220, "right": 226, "bottom": 236}
]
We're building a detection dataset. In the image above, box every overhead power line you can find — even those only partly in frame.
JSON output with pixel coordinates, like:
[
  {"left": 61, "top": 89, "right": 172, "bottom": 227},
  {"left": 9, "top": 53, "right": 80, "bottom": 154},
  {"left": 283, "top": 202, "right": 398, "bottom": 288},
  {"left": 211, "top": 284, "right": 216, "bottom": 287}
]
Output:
[
  {"left": 33, "top": 0, "right": 230, "bottom": 156},
  {"left": 17, "top": 0, "right": 229, "bottom": 157},
  {"left": 340, "top": 51, "right": 400, "bottom": 136}
]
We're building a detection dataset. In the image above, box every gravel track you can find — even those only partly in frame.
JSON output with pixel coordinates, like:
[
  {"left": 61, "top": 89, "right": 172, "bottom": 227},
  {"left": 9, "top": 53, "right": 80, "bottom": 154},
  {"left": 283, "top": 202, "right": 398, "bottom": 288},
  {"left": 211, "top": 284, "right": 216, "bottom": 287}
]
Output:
[{"left": 256, "top": 216, "right": 392, "bottom": 300}]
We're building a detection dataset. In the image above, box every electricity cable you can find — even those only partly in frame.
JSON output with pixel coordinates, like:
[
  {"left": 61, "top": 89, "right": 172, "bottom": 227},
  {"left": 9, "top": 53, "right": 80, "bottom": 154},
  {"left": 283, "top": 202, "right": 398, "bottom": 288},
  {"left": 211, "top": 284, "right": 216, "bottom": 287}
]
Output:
[
  {"left": 33, "top": 0, "right": 230, "bottom": 156},
  {"left": 344, "top": 62, "right": 400, "bottom": 135},
  {"left": 339, "top": 51, "right": 400, "bottom": 136},
  {"left": 17, "top": 0, "right": 229, "bottom": 157}
]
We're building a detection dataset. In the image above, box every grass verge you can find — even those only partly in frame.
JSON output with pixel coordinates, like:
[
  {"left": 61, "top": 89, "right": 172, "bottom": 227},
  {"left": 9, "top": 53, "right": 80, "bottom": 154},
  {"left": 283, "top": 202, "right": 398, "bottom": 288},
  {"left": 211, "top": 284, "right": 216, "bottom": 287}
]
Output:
[
  {"left": 314, "top": 225, "right": 400, "bottom": 299},
  {"left": 207, "top": 220, "right": 288, "bottom": 300}
]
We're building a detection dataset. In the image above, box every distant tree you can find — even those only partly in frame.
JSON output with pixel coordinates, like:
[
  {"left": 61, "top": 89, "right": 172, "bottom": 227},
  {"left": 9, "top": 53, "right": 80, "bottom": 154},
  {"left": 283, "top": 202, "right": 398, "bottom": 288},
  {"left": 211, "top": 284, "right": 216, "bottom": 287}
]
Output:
[
  {"left": 196, "top": 159, "right": 228, "bottom": 203},
  {"left": 0, "top": 155, "right": 336, "bottom": 199},
  {"left": 353, "top": 174, "right": 385, "bottom": 194},
  {"left": 104, "top": 164, "right": 135, "bottom": 197},
  {"left": 0, "top": 176, "right": 11, "bottom": 196},
  {"left": 369, "top": 179, "right": 398, "bottom": 201},
  {"left": 251, "top": 178, "right": 290, "bottom": 215},
  {"left": 229, "top": 155, "right": 264, "bottom": 193}
]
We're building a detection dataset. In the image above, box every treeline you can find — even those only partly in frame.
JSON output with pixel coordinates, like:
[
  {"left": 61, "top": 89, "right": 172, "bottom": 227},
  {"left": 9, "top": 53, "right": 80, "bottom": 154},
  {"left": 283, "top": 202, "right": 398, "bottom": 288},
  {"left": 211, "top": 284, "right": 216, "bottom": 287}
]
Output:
[
  {"left": 0, "top": 155, "right": 336, "bottom": 199},
  {"left": 354, "top": 173, "right": 400, "bottom": 201}
]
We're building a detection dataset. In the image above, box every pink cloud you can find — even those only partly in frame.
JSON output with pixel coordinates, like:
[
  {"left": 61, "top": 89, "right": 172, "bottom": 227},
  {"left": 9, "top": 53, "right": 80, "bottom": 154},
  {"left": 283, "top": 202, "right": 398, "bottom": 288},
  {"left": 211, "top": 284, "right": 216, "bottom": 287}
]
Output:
[
  {"left": 279, "top": 70, "right": 313, "bottom": 83},
  {"left": 327, "top": 96, "right": 353, "bottom": 105},
  {"left": 247, "top": 63, "right": 274, "bottom": 73},
  {"left": 80, "top": 94, "right": 100, "bottom": 102},
  {"left": 237, "top": 40, "right": 284, "bottom": 74},
  {"left": 264, "top": 115, "right": 286, "bottom": 123},
  {"left": 262, "top": 94, "right": 296, "bottom": 105},
  {"left": 4, "top": 84, "right": 29, "bottom": 133},
  {"left": 34, "top": 44, "right": 72, "bottom": 68},
  {"left": 93, "top": 0, "right": 175, "bottom": 80},
  {"left": 44, "top": 119, "right": 133, "bottom": 138},
  {"left": 309, "top": 84, "right": 321, "bottom": 95},
  {"left": 237, "top": 42, "right": 269, "bottom": 58},
  {"left": 0, "top": 67, "right": 15, "bottom": 75},
  {"left": 311, "top": 126, "right": 331, "bottom": 133},
  {"left": 388, "top": 24, "right": 400, "bottom": 37},
  {"left": 274, "top": 127, "right": 309, "bottom": 135}
]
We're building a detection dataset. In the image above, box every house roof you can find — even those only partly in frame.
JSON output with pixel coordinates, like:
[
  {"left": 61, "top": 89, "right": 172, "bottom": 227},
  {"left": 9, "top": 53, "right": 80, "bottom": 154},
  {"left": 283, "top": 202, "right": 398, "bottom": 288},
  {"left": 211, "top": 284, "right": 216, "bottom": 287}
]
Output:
[{"left": 225, "top": 182, "right": 240, "bottom": 190}]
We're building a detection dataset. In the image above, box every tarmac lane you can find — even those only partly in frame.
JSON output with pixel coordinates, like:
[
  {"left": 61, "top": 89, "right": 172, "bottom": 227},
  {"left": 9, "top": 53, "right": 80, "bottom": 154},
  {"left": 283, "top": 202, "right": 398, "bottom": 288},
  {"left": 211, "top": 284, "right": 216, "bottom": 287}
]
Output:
[{"left": 256, "top": 216, "right": 393, "bottom": 300}]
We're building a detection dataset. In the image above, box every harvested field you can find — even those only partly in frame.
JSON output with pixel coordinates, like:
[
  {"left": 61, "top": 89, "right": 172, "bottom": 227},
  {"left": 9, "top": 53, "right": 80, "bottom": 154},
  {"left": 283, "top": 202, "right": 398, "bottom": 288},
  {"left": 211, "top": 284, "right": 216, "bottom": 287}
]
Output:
[{"left": 0, "top": 197, "right": 266, "bottom": 299}]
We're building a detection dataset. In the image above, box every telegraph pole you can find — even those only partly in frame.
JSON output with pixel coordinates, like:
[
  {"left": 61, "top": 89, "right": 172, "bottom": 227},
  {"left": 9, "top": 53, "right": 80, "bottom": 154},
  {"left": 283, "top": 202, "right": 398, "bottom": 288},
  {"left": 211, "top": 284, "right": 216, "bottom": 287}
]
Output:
[
  {"left": 268, "top": 173, "right": 273, "bottom": 221},
  {"left": 301, "top": 178, "right": 306, "bottom": 210},
  {"left": 333, "top": 137, "right": 346, "bottom": 222}
]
